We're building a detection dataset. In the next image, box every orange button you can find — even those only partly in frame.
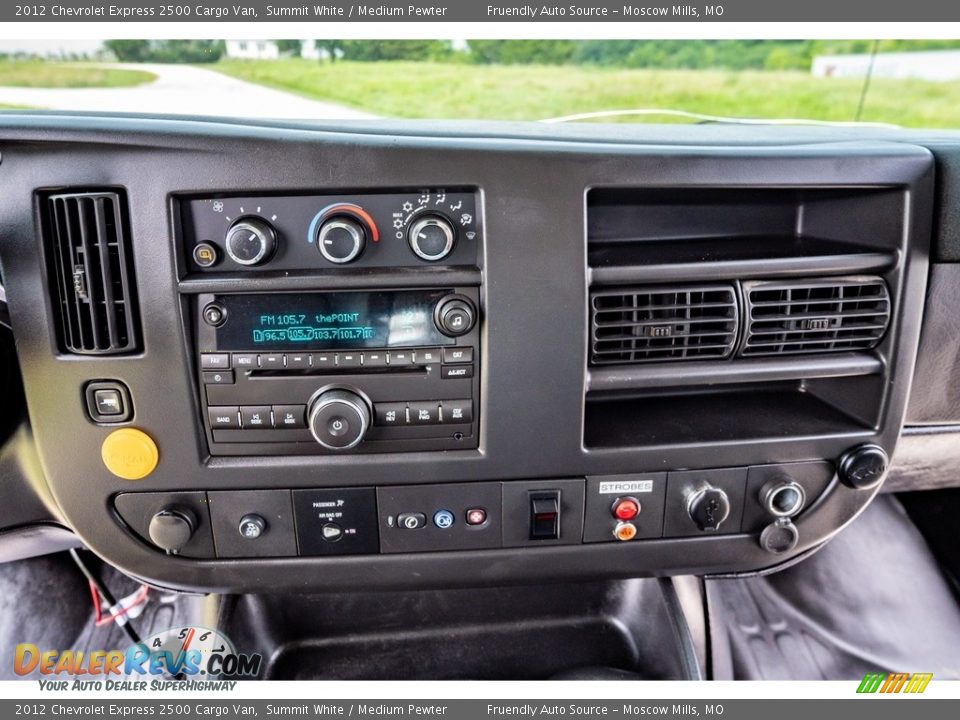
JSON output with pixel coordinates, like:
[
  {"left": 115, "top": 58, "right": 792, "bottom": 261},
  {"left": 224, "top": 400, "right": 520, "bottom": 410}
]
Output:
[
  {"left": 101, "top": 428, "right": 159, "bottom": 480},
  {"left": 613, "top": 522, "right": 638, "bottom": 542}
]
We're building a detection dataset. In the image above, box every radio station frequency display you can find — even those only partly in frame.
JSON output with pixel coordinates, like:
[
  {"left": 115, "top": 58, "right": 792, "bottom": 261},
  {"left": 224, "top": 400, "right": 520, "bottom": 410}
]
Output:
[{"left": 215, "top": 290, "right": 455, "bottom": 350}]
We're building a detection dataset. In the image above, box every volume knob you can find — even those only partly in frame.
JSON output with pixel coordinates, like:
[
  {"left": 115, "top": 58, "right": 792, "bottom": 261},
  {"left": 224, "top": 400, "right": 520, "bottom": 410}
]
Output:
[{"left": 308, "top": 389, "right": 371, "bottom": 450}]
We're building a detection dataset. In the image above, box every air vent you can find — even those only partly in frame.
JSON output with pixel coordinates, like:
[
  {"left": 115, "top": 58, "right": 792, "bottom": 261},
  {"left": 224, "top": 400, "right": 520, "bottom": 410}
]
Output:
[
  {"left": 741, "top": 277, "right": 890, "bottom": 357},
  {"left": 43, "top": 191, "right": 140, "bottom": 355},
  {"left": 591, "top": 285, "right": 738, "bottom": 364}
]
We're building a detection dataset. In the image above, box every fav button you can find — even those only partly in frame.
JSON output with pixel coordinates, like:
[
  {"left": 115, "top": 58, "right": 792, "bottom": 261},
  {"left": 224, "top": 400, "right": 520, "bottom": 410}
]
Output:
[{"left": 101, "top": 428, "right": 159, "bottom": 480}]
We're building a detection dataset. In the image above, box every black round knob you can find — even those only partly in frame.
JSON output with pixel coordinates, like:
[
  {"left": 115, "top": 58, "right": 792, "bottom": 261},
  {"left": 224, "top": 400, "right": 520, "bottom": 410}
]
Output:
[
  {"left": 238, "top": 514, "right": 267, "bottom": 540},
  {"left": 225, "top": 217, "right": 277, "bottom": 266},
  {"left": 308, "top": 388, "right": 371, "bottom": 450},
  {"left": 148, "top": 507, "right": 196, "bottom": 555},
  {"left": 760, "top": 518, "right": 799, "bottom": 554},
  {"left": 202, "top": 302, "right": 227, "bottom": 327},
  {"left": 838, "top": 444, "right": 889, "bottom": 490},
  {"left": 317, "top": 217, "right": 366, "bottom": 264},
  {"left": 686, "top": 485, "right": 731, "bottom": 532},
  {"left": 434, "top": 296, "right": 476, "bottom": 337},
  {"left": 408, "top": 215, "right": 456, "bottom": 262}
]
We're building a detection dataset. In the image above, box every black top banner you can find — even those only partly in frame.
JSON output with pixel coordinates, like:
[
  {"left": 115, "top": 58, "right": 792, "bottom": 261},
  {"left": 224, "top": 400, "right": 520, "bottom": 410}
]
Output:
[{"left": 5, "top": 0, "right": 958, "bottom": 22}]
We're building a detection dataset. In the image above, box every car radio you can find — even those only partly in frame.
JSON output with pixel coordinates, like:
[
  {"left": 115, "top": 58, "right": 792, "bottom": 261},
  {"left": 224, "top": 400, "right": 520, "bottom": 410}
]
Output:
[{"left": 194, "top": 287, "right": 480, "bottom": 455}]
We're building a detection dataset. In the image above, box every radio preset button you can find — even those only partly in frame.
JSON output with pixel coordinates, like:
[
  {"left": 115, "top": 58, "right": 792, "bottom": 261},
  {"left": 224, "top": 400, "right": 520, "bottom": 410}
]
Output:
[
  {"left": 261, "top": 354, "right": 284, "bottom": 370},
  {"left": 241, "top": 405, "right": 272, "bottom": 428},
  {"left": 375, "top": 402, "right": 407, "bottom": 426},
  {"left": 441, "top": 400, "right": 473, "bottom": 424},
  {"left": 286, "top": 353, "right": 311, "bottom": 369},
  {"left": 233, "top": 353, "right": 258, "bottom": 369},
  {"left": 313, "top": 353, "right": 336, "bottom": 369},
  {"left": 200, "top": 353, "right": 231, "bottom": 370},
  {"left": 441, "top": 365, "right": 474, "bottom": 380},
  {"left": 442, "top": 347, "right": 473, "bottom": 364},
  {"left": 388, "top": 351, "right": 414, "bottom": 366},
  {"left": 409, "top": 402, "right": 440, "bottom": 425},
  {"left": 364, "top": 351, "right": 388, "bottom": 368},
  {"left": 338, "top": 352, "right": 362, "bottom": 369},
  {"left": 208, "top": 406, "right": 240, "bottom": 429},
  {"left": 203, "top": 370, "right": 235, "bottom": 385},
  {"left": 273, "top": 405, "right": 307, "bottom": 429}
]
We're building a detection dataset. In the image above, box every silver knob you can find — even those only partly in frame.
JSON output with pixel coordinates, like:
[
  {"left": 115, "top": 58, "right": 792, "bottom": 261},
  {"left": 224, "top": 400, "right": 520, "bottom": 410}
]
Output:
[
  {"left": 408, "top": 215, "right": 456, "bottom": 262},
  {"left": 317, "top": 217, "right": 366, "bottom": 264},
  {"left": 307, "top": 389, "right": 371, "bottom": 450}
]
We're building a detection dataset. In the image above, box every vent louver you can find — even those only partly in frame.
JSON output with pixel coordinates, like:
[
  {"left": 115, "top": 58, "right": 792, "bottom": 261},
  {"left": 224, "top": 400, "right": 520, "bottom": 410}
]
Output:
[
  {"left": 741, "top": 277, "right": 890, "bottom": 357},
  {"left": 591, "top": 284, "right": 738, "bottom": 364},
  {"left": 44, "top": 191, "right": 140, "bottom": 355}
]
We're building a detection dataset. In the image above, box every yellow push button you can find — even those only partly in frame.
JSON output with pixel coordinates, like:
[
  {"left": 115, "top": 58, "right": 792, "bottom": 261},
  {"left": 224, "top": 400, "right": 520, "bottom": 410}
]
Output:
[{"left": 101, "top": 428, "right": 159, "bottom": 480}]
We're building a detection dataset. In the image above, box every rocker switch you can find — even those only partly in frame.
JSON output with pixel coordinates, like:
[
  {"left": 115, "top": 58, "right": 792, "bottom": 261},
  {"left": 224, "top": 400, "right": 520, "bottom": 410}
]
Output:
[{"left": 529, "top": 491, "right": 561, "bottom": 540}]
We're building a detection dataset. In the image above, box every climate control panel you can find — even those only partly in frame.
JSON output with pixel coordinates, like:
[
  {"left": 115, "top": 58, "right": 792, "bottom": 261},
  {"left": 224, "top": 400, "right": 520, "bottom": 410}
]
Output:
[{"left": 180, "top": 190, "right": 480, "bottom": 273}]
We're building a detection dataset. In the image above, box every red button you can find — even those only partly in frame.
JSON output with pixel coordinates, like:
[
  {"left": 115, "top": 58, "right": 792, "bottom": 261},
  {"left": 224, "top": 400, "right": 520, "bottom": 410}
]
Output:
[
  {"left": 612, "top": 497, "right": 640, "bottom": 521},
  {"left": 466, "top": 508, "right": 487, "bottom": 526}
]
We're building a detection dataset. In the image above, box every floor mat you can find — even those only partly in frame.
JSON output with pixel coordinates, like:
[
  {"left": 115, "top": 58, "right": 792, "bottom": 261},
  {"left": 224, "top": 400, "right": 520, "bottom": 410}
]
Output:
[
  {"left": 0, "top": 551, "right": 208, "bottom": 680},
  {"left": 706, "top": 495, "right": 960, "bottom": 680}
]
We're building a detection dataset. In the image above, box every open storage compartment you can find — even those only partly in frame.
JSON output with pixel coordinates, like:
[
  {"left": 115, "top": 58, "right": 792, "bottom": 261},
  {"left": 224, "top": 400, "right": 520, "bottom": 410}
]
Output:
[
  {"left": 584, "top": 183, "right": 906, "bottom": 453},
  {"left": 220, "top": 579, "right": 693, "bottom": 680}
]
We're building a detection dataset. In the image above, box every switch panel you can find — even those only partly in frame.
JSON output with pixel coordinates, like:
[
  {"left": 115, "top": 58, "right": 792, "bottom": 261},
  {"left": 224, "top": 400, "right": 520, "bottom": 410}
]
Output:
[
  {"left": 378, "top": 483, "right": 501, "bottom": 553},
  {"left": 208, "top": 489, "right": 297, "bottom": 558},
  {"left": 293, "top": 487, "right": 379, "bottom": 555},
  {"left": 502, "top": 479, "right": 585, "bottom": 547},
  {"left": 583, "top": 473, "right": 666, "bottom": 543}
]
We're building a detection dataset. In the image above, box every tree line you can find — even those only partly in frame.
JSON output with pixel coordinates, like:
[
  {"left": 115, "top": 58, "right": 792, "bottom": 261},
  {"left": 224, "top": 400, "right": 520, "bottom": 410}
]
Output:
[{"left": 104, "top": 40, "right": 960, "bottom": 69}]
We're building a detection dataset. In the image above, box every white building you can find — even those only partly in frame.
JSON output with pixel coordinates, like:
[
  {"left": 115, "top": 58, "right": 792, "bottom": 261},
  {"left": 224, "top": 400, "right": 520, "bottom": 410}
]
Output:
[
  {"left": 812, "top": 49, "right": 960, "bottom": 82},
  {"left": 225, "top": 40, "right": 281, "bottom": 61}
]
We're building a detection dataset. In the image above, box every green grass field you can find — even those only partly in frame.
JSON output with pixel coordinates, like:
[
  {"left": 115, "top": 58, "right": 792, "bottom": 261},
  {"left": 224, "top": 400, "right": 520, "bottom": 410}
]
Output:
[
  {"left": 0, "top": 61, "right": 155, "bottom": 88},
  {"left": 213, "top": 58, "right": 960, "bottom": 127}
]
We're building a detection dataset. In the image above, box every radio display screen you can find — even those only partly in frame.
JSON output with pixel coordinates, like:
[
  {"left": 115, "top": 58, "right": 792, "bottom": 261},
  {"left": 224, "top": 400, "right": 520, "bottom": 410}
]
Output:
[{"left": 214, "top": 290, "right": 456, "bottom": 350}]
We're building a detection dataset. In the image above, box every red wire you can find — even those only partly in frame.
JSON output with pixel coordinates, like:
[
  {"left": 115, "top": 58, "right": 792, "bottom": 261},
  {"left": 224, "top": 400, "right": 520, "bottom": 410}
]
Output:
[{"left": 88, "top": 581, "right": 150, "bottom": 627}]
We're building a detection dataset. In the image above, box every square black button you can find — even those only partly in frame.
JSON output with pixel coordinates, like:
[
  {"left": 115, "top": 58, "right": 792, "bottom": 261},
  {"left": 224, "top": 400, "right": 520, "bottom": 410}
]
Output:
[
  {"left": 84, "top": 381, "right": 133, "bottom": 424},
  {"left": 94, "top": 389, "right": 124, "bottom": 416}
]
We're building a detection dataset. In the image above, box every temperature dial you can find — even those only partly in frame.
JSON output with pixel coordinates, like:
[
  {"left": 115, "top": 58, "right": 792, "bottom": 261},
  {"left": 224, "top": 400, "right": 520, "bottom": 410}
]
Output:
[
  {"left": 224, "top": 218, "right": 277, "bottom": 266},
  {"left": 408, "top": 215, "right": 456, "bottom": 262},
  {"left": 317, "top": 217, "right": 366, "bottom": 264},
  {"left": 308, "top": 388, "right": 371, "bottom": 450}
]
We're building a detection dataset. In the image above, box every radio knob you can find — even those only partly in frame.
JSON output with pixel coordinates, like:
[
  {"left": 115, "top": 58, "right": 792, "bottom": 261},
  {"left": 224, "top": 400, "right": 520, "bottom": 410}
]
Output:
[
  {"left": 308, "top": 389, "right": 371, "bottom": 450},
  {"left": 224, "top": 217, "right": 277, "bottom": 266},
  {"left": 317, "top": 217, "right": 366, "bottom": 264},
  {"left": 408, "top": 215, "right": 456, "bottom": 261},
  {"left": 434, "top": 295, "right": 476, "bottom": 337}
]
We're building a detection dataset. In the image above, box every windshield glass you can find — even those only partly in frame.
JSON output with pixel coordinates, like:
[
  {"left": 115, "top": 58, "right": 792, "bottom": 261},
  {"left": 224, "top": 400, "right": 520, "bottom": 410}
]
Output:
[{"left": 2, "top": 39, "right": 959, "bottom": 126}]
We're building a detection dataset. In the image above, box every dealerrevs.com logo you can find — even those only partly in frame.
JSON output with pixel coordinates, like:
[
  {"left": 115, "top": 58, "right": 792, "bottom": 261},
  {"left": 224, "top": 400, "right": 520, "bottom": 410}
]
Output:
[{"left": 13, "top": 626, "right": 262, "bottom": 688}]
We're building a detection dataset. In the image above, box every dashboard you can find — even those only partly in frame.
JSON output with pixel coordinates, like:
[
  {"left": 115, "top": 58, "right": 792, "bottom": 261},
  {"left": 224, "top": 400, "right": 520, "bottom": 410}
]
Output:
[{"left": 0, "top": 114, "right": 958, "bottom": 593}]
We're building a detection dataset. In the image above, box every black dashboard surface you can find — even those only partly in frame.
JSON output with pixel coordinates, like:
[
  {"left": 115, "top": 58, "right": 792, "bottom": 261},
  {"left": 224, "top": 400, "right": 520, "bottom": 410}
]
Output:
[{"left": 0, "top": 113, "right": 956, "bottom": 592}]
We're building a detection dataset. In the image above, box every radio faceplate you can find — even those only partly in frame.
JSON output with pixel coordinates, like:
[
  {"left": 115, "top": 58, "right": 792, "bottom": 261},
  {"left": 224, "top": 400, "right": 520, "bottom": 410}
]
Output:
[{"left": 195, "top": 288, "right": 480, "bottom": 455}]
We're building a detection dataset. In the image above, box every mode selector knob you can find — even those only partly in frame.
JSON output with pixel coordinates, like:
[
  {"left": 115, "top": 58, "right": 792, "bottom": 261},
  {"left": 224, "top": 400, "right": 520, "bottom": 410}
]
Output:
[
  {"left": 434, "top": 295, "right": 476, "bottom": 337},
  {"left": 308, "top": 388, "right": 371, "bottom": 450},
  {"left": 408, "top": 215, "right": 456, "bottom": 262},
  {"left": 317, "top": 217, "right": 366, "bottom": 264},
  {"left": 225, "top": 217, "right": 277, "bottom": 266}
]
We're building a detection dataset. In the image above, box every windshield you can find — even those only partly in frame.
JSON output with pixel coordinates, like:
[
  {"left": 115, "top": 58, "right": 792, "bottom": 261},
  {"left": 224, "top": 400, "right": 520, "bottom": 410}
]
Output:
[{"left": 2, "top": 39, "right": 959, "bottom": 127}]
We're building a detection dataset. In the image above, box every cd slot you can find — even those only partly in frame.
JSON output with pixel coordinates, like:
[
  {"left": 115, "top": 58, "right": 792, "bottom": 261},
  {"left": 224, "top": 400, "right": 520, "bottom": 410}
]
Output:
[{"left": 248, "top": 366, "right": 430, "bottom": 378}]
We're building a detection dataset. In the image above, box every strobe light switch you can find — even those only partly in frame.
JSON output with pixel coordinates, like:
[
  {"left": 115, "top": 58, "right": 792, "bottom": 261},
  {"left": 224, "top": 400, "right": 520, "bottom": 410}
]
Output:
[{"left": 529, "top": 491, "right": 561, "bottom": 540}]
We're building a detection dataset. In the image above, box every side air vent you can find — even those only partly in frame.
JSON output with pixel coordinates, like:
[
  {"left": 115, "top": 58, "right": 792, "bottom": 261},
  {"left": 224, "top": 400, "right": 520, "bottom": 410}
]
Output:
[
  {"left": 591, "top": 285, "right": 738, "bottom": 364},
  {"left": 741, "top": 277, "right": 890, "bottom": 357},
  {"left": 43, "top": 191, "right": 140, "bottom": 355}
]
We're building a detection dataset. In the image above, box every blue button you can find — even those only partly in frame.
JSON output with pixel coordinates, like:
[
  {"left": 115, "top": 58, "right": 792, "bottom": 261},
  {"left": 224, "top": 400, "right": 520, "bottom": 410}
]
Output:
[{"left": 433, "top": 509, "right": 455, "bottom": 529}]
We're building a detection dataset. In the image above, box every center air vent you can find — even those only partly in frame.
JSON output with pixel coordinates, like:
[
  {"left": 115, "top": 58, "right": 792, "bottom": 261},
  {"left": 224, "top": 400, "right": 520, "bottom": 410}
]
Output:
[
  {"left": 741, "top": 277, "right": 890, "bottom": 357},
  {"left": 591, "top": 284, "right": 738, "bottom": 364},
  {"left": 43, "top": 191, "right": 140, "bottom": 355}
]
